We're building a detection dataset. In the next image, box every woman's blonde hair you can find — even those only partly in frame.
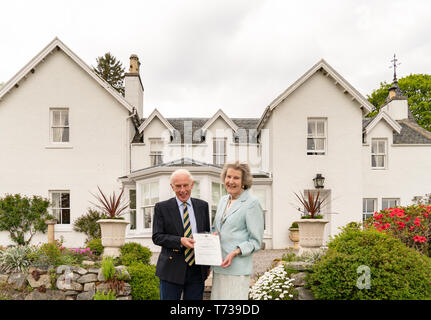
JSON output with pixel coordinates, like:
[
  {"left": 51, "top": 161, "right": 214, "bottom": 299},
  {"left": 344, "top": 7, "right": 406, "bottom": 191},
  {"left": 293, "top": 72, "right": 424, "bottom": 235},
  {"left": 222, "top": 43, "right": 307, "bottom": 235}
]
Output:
[{"left": 220, "top": 161, "right": 253, "bottom": 190}]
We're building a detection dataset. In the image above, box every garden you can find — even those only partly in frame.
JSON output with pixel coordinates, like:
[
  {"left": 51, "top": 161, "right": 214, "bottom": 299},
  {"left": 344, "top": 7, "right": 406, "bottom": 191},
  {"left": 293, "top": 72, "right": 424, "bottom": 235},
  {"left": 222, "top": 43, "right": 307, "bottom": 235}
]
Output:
[{"left": 1, "top": 193, "right": 430, "bottom": 300}]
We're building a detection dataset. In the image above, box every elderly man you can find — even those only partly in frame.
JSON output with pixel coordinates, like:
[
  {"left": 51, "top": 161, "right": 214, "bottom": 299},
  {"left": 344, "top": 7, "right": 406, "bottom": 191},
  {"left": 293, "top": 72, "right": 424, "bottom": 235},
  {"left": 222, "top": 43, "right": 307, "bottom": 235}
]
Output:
[{"left": 152, "top": 169, "right": 210, "bottom": 300}]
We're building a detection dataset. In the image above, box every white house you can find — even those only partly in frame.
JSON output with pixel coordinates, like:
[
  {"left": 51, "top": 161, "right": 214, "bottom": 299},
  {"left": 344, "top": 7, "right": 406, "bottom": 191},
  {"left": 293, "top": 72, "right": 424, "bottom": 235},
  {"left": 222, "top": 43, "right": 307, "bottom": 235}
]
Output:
[{"left": 1, "top": 38, "right": 430, "bottom": 251}]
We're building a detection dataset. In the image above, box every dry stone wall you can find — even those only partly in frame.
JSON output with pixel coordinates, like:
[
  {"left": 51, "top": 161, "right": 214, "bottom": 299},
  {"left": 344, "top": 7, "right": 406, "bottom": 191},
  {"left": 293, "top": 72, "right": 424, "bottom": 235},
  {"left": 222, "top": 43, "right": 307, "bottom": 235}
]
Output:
[{"left": 0, "top": 263, "right": 132, "bottom": 300}]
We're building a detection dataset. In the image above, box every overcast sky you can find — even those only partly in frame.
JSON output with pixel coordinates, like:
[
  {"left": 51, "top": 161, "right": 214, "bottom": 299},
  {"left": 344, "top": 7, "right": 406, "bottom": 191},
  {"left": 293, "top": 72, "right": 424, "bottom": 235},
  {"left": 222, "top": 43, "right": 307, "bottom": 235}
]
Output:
[{"left": 1, "top": 0, "right": 430, "bottom": 118}]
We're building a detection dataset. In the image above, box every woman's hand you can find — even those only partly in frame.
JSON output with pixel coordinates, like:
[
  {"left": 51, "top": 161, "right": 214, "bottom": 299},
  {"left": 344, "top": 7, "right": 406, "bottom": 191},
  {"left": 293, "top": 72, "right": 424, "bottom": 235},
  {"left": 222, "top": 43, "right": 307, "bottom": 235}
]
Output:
[{"left": 220, "top": 248, "right": 241, "bottom": 268}]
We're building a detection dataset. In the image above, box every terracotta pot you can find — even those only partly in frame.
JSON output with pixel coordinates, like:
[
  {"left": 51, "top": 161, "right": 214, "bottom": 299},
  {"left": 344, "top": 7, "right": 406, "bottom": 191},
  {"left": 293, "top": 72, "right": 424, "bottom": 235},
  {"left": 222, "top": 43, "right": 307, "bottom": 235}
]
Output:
[
  {"left": 288, "top": 227, "right": 300, "bottom": 250},
  {"left": 295, "top": 219, "right": 328, "bottom": 248},
  {"left": 97, "top": 219, "right": 129, "bottom": 258}
]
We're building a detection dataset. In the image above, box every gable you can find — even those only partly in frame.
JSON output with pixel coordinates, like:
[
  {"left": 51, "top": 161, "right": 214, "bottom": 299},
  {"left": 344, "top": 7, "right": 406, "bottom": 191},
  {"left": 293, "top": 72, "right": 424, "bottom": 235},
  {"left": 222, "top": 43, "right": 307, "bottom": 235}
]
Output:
[
  {"left": 257, "top": 59, "right": 374, "bottom": 132},
  {"left": 0, "top": 37, "right": 134, "bottom": 114}
]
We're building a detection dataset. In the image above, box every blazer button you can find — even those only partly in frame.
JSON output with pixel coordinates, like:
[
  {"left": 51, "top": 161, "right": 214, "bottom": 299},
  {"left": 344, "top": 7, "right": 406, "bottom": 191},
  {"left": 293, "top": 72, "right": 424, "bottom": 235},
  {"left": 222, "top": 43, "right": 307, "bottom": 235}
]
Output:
[{"left": 169, "top": 256, "right": 173, "bottom": 260}]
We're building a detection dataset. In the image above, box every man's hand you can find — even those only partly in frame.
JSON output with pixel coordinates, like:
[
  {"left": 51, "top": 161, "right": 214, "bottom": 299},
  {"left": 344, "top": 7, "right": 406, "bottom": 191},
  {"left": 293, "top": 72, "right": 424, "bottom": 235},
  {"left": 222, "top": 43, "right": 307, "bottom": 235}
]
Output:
[{"left": 181, "top": 237, "right": 195, "bottom": 249}]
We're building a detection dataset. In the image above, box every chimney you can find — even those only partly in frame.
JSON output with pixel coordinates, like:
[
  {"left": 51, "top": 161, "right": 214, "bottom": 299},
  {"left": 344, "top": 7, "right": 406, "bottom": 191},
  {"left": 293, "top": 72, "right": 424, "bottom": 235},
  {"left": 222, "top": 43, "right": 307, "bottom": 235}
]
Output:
[
  {"left": 380, "top": 55, "right": 409, "bottom": 120},
  {"left": 124, "top": 54, "right": 144, "bottom": 119}
]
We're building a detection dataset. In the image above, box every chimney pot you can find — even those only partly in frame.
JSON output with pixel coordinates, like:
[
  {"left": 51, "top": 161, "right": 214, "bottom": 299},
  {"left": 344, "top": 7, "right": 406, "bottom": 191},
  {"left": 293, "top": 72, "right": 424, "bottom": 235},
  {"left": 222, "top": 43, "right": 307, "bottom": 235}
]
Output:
[{"left": 129, "top": 54, "right": 140, "bottom": 74}]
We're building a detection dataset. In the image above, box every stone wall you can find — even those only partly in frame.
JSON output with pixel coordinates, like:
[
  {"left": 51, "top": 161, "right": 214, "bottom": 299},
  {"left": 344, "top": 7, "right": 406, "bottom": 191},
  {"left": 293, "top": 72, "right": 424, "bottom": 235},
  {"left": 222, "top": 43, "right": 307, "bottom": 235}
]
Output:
[
  {"left": 274, "top": 261, "right": 315, "bottom": 300},
  {"left": 0, "top": 263, "right": 132, "bottom": 300}
]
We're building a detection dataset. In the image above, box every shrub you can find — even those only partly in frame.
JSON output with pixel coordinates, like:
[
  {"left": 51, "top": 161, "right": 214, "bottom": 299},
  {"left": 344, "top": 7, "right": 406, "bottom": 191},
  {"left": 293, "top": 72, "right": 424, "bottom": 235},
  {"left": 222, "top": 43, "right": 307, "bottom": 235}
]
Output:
[
  {"left": 249, "top": 264, "right": 296, "bottom": 300},
  {"left": 86, "top": 238, "right": 104, "bottom": 256},
  {"left": 73, "top": 209, "right": 103, "bottom": 241},
  {"left": 94, "top": 289, "right": 116, "bottom": 300},
  {"left": 101, "top": 257, "right": 116, "bottom": 280},
  {"left": 127, "top": 264, "right": 159, "bottom": 300},
  {"left": 119, "top": 242, "right": 151, "bottom": 266},
  {"left": 365, "top": 204, "right": 431, "bottom": 255},
  {"left": 308, "top": 227, "right": 431, "bottom": 300},
  {"left": 39, "top": 243, "right": 62, "bottom": 265},
  {"left": 0, "top": 246, "right": 34, "bottom": 273},
  {"left": 0, "top": 194, "right": 54, "bottom": 245}
]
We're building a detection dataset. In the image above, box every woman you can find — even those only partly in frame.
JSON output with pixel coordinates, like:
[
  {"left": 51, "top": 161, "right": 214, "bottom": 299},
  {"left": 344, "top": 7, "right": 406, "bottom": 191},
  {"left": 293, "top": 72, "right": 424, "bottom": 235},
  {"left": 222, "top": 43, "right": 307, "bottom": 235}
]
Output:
[{"left": 210, "top": 161, "right": 264, "bottom": 300}]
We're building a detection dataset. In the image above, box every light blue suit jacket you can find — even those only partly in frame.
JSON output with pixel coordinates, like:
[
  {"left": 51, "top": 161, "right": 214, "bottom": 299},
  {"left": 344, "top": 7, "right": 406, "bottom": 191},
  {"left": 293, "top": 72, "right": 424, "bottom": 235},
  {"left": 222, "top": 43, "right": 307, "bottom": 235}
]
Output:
[{"left": 211, "top": 189, "right": 264, "bottom": 276}]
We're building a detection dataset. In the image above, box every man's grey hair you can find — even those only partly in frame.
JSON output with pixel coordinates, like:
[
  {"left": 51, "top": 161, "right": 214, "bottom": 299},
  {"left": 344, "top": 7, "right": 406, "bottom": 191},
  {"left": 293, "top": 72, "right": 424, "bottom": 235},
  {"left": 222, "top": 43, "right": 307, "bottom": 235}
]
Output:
[{"left": 170, "top": 169, "right": 194, "bottom": 185}]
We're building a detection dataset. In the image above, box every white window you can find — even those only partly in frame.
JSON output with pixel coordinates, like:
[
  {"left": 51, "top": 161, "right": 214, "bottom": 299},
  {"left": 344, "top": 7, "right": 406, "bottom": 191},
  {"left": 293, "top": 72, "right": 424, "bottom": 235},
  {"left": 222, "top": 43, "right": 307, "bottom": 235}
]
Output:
[
  {"left": 50, "top": 191, "right": 70, "bottom": 224},
  {"left": 141, "top": 181, "right": 159, "bottom": 229},
  {"left": 211, "top": 182, "right": 227, "bottom": 225},
  {"left": 362, "top": 198, "right": 377, "bottom": 221},
  {"left": 213, "top": 138, "right": 227, "bottom": 166},
  {"left": 253, "top": 189, "right": 269, "bottom": 234},
  {"left": 191, "top": 181, "right": 200, "bottom": 199},
  {"left": 50, "top": 109, "right": 69, "bottom": 143},
  {"left": 382, "top": 198, "right": 400, "bottom": 210},
  {"left": 129, "top": 189, "right": 136, "bottom": 230},
  {"left": 371, "top": 139, "right": 387, "bottom": 169},
  {"left": 307, "top": 118, "right": 326, "bottom": 155},
  {"left": 149, "top": 138, "right": 163, "bottom": 166}
]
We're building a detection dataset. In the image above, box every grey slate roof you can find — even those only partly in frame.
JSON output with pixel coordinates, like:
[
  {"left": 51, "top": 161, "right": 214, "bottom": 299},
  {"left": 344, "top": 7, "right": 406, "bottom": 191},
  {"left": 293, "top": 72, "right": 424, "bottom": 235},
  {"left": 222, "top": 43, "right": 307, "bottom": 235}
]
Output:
[
  {"left": 362, "top": 112, "right": 431, "bottom": 144},
  {"left": 133, "top": 117, "right": 260, "bottom": 144}
]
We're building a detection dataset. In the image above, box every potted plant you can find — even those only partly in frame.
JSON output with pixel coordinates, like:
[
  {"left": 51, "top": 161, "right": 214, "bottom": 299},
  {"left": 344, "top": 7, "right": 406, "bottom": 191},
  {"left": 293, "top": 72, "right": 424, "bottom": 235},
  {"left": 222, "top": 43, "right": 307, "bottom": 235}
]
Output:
[
  {"left": 288, "top": 222, "right": 299, "bottom": 250},
  {"left": 91, "top": 186, "right": 130, "bottom": 258},
  {"left": 293, "top": 191, "right": 329, "bottom": 252}
]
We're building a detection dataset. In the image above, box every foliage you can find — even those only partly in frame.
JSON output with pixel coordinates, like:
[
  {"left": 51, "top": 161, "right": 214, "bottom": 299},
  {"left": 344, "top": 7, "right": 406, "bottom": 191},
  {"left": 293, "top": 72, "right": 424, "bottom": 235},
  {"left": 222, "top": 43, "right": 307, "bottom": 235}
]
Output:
[
  {"left": 308, "top": 227, "right": 431, "bottom": 300},
  {"left": 294, "top": 191, "right": 327, "bottom": 219},
  {"left": 73, "top": 209, "right": 103, "bottom": 241},
  {"left": 90, "top": 186, "right": 129, "bottom": 219},
  {"left": 364, "top": 204, "right": 430, "bottom": 255},
  {"left": 290, "top": 222, "right": 299, "bottom": 229},
  {"left": 86, "top": 238, "right": 104, "bottom": 256},
  {"left": 119, "top": 242, "right": 152, "bottom": 266},
  {"left": 92, "top": 52, "right": 125, "bottom": 95},
  {"left": 39, "top": 243, "right": 62, "bottom": 264},
  {"left": 281, "top": 247, "right": 327, "bottom": 264},
  {"left": 127, "top": 264, "right": 159, "bottom": 300},
  {"left": 94, "top": 289, "right": 117, "bottom": 300},
  {"left": 0, "top": 246, "right": 34, "bottom": 273},
  {"left": 0, "top": 194, "right": 54, "bottom": 245},
  {"left": 249, "top": 265, "right": 296, "bottom": 300},
  {"left": 101, "top": 256, "right": 116, "bottom": 281},
  {"left": 366, "top": 74, "right": 431, "bottom": 131}
]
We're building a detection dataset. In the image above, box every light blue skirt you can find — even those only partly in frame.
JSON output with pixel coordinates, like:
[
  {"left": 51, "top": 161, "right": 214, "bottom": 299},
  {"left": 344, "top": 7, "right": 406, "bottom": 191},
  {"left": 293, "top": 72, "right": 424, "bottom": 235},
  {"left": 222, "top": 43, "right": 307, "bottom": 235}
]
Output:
[{"left": 210, "top": 273, "right": 251, "bottom": 300}]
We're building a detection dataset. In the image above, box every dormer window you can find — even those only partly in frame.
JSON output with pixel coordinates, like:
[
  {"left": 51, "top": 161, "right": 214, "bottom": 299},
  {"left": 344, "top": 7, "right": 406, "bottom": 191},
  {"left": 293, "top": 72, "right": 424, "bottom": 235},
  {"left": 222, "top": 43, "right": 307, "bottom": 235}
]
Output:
[
  {"left": 371, "top": 139, "right": 387, "bottom": 169},
  {"left": 149, "top": 138, "right": 163, "bottom": 166},
  {"left": 213, "top": 137, "right": 227, "bottom": 166},
  {"left": 50, "top": 108, "right": 69, "bottom": 143}
]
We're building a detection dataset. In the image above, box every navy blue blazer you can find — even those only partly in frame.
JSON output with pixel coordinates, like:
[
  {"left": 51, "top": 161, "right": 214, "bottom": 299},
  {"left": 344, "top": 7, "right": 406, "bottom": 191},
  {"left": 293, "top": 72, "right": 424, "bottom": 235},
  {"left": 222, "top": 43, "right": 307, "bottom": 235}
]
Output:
[{"left": 152, "top": 197, "right": 210, "bottom": 285}]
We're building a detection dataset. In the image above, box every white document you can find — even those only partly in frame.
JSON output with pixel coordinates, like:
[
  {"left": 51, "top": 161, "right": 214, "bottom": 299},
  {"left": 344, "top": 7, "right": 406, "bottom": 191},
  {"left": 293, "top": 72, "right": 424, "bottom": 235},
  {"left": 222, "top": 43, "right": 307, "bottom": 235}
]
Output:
[{"left": 193, "top": 233, "right": 222, "bottom": 266}]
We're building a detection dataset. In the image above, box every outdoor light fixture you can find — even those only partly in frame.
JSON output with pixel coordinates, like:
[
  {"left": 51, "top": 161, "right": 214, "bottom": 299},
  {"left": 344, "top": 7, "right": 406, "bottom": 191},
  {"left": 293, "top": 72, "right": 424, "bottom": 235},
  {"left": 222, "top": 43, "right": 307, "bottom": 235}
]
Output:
[{"left": 313, "top": 173, "right": 325, "bottom": 189}]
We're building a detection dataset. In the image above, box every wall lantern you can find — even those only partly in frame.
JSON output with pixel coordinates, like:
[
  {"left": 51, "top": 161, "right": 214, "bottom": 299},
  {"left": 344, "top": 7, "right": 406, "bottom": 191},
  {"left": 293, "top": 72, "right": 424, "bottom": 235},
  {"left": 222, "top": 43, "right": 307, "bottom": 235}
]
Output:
[{"left": 313, "top": 173, "right": 325, "bottom": 189}]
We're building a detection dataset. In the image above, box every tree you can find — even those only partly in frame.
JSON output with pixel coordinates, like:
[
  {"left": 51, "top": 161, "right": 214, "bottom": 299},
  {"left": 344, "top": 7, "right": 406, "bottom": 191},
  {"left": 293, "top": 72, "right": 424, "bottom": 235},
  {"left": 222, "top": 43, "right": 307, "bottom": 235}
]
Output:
[
  {"left": 0, "top": 194, "right": 54, "bottom": 245},
  {"left": 366, "top": 74, "right": 431, "bottom": 131},
  {"left": 92, "top": 53, "right": 125, "bottom": 96}
]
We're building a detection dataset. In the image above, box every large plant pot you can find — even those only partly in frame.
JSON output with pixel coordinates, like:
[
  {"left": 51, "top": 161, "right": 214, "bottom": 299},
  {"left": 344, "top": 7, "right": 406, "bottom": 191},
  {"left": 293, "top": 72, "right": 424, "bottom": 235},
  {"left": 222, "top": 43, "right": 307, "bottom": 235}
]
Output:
[
  {"left": 97, "top": 219, "right": 129, "bottom": 258},
  {"left": 288, "top": 227, "right": 300, "bottom": 250},
  {"left": 295, "top": 219, "right": 328, "bottom": 251}
]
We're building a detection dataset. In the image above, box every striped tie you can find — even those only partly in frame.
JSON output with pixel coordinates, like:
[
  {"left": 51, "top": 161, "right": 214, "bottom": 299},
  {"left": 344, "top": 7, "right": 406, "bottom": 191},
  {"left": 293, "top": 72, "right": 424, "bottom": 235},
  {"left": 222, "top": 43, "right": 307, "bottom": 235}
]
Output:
[{"left": 183, "top": 202, "right": 195, "bottom": 266}]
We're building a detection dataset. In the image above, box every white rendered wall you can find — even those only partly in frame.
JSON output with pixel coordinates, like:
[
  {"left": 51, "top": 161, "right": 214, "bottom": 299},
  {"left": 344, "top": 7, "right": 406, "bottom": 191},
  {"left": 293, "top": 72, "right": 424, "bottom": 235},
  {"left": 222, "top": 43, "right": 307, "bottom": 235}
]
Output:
[
  {"left": 266, "top": 71, "right": 364, "bottom": 249},
  {"left": 0, "top": 49, "right": 132, "bottom": 248}
]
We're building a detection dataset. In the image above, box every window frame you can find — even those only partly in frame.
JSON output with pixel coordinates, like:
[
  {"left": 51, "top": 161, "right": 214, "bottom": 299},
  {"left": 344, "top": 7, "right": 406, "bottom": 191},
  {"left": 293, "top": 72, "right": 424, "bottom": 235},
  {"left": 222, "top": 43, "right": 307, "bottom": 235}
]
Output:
[
  {"left": 149, "top": 138, "right": 164, "bottom": 166},
  {"left": 371, "top": 138, "right": 387, "bottom": 169},
  {"left": 140, "top": 180, "right": 159, "bottom": 231},
  {"left": 213, "top": 137, "right": 227, "bottom": 166},
  {"left": 49, "top": 190, "right": 71, "bottom": 225},
  {"left": 382, "top": 198, "right": 400, "bottom": 210},
  {"left": 307, "top": 118, "right": 327, "bottom": 155},
  {"left": 128, "top": 189, "right": 137, "bottom": 231},
  {"left": 362, "top": 198, "right": 377, "bottom": 222},
  {"left": 50, "top": 108, "right": 70, "bottom": 144}
]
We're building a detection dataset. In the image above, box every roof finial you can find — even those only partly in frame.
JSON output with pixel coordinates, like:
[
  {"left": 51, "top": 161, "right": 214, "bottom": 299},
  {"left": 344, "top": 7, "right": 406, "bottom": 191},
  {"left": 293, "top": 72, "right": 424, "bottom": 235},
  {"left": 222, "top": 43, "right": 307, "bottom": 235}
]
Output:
[{"left": 389, "top": 54, "right": 401, "bottom": 82}]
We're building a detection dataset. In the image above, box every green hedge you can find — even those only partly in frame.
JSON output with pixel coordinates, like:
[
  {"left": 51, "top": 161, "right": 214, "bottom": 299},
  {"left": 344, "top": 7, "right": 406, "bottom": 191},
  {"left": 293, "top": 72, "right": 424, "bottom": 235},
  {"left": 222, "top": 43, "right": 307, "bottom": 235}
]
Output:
[
  {"left": 308, "top": 228, "right": 431, "bottom": 300},
  {"left": 119, "top": 242, "right": 151, "bottom": 266},
  {"left": 127, "top": 264, "right": 159, "bottom": 300}
]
